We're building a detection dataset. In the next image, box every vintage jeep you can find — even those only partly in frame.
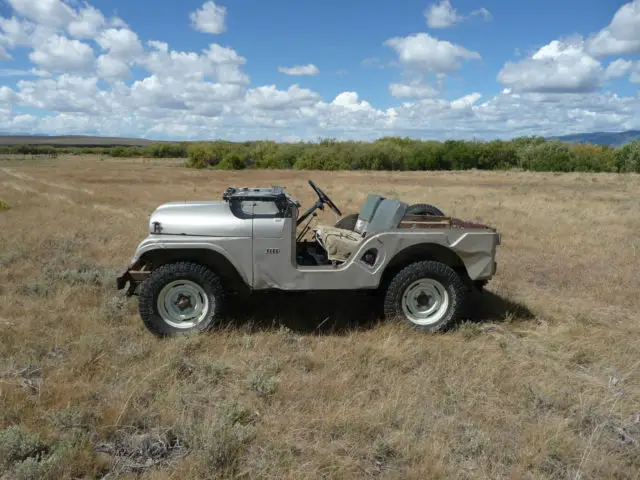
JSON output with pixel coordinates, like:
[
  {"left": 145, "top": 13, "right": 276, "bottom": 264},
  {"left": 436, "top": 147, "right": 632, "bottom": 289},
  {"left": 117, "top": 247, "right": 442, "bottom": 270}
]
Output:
[{"left": 117, "top": 180, "right": 501, "bottom": 336}]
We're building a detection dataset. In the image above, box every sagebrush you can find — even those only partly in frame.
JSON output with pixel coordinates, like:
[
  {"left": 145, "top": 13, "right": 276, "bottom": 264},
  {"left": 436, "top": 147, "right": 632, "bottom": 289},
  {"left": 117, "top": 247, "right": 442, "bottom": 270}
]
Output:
[{"left": 3, "top": 136, "right": 640, "bottom": 173}]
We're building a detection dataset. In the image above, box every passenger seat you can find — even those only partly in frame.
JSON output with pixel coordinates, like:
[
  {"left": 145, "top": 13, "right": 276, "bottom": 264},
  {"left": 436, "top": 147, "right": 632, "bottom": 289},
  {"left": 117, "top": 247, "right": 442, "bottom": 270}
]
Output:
[
  {"left": 354, "top": 193, "right": 385, "bottom": 235},
  {"left": 314, "top": 199, "right": 408, "bottom": 263}
]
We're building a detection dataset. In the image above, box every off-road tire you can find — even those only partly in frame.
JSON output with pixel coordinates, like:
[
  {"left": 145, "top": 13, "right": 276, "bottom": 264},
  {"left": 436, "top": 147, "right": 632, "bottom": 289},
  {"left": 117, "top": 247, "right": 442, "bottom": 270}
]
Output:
[
  {"left": 406, "top": 203, "right": 445, "bottom": 216},
  {"left": 383, "top": 260, "right": 466, "bottom": 332},
  {"left": 138, "top": 261, "right": 225, "bottom": 337},
  {"left": 335, "top": 212, "right": 359, "bottom": 231}
]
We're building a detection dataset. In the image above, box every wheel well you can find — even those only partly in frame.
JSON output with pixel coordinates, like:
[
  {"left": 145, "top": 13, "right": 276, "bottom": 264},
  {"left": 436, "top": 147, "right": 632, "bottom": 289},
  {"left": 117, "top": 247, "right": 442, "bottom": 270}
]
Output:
[
  {"left": 139, "top": 249, "right": 249, "bottom": 294},
  {"left": 381, "top": 243, "right": 471, "bottom": 290}
]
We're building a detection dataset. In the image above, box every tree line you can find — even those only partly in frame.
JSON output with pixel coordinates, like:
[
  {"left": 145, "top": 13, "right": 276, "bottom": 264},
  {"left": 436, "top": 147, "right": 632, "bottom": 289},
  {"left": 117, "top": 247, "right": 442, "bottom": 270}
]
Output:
[
  {"left": 0, "top": 143, "right": 188, "bottom": 158},
  {"left": 2, "top": 137, "right": 639, "bottom": 173},
  {"left": 185, "top": 137, "right": 640, "bottom": 173}
]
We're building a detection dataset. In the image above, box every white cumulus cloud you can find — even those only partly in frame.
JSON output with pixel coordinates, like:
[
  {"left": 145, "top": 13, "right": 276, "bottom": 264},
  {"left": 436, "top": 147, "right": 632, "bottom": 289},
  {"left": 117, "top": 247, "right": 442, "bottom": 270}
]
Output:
[
  {"left": 96, "top": 28, "right": 144, "bottom": 59},
  {"left": 278, "top": 64, "right": 320, "bottom": 76},
  {"left": 0, "top": 67, "right": 49, "bottom": 77},
  {"left": 498, "top": 39, "right": 603, "bottom": 93},
  {"left": 629, "top": 63, "right": 640, "bottom": 83},
  {"left": 67, "top": 4, "right": 105, "bottom": 39},
  {"left": 451, "top": 92, "right": 482, "bottom": 109},
  {"left": 7, "top": 0, "right": 75, "bottom": 29},
  {"left": 424, "top": 1, "right": 492, "bottom": 29},
  {"left": 586, "top": 0, "right": 640, "bottom": 57},
  {"left": 14, "top": 74, "right": 104, "bottom": 114},
  {"left": 140, "top": 41, "right": 249, "bottom": 84},
  {"left": 385, "top": 32, "right": 481, "bottom": 74},
  {"left": 331, "top": 91, "right": 374, "bottom": 111},
  {"left": 0, "top": 85, "right": 18, "bottom": 103},
  {"left": 28, "top": 34, "right": 94, "bottom": 73},
  {"left": 425, "top": 0, "right": 460, "bottom": 28},
  {"left": 0, "top": 16, "right": 41, "bottom": 49},
  {"left": 244, "top": 84, "right": 320, "bottom": 110},
  {"left": 190, "top": 1, "right": 226, "bottom": 34},
  {"left": 93, "top": 28, "right": 144, "bottom": 80},
  {"left": 604, "top": 58, "right": 634, "bottom": 79},
  {"left": 389, "top": 81, "right": 439, "bottom": 99},
  {"left": 96, "top": 54, "right": 130, "bottom": 81}
]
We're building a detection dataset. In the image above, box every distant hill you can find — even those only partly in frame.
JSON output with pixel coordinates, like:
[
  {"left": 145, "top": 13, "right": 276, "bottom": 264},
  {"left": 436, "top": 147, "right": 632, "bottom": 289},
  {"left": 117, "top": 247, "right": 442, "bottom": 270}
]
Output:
[
  {"left": 0, "top": 135, "right": 166, "bottom": 147},
  {"left": 547, "top": 130, "right": 640, "bottom": 146},
  {"left": 1, "top": 130, "right": 640, "bottom": 148}
]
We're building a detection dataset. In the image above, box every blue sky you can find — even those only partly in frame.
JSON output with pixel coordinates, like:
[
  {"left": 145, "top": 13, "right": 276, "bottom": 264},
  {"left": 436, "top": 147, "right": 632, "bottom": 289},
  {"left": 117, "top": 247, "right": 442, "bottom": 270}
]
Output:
[{"left": 0, "top": 0, "right": 639, "bottom": 141}]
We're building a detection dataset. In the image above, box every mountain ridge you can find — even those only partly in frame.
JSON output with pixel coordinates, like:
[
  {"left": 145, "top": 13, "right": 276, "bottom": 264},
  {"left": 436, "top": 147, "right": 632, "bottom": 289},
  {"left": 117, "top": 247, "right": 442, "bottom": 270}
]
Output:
[
  {"left": 0, "top": 134, "right": 162, "bottom": 147},
  {"left": 1, "top": 130, "right": 640, "bottom": 147},
  {"left": 546, "top": 130, "right": 640, "bottom": 146}
]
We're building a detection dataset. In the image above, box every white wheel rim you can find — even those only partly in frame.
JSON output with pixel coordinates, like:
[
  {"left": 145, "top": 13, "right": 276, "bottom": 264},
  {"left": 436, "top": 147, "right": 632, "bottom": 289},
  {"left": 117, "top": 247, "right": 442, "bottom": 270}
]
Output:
[
  {"left": 157, "top": 280, "right": 211, "bottom": 329},
  {"left": 401, "top": 278, "right": 449, "bottom": 326}
]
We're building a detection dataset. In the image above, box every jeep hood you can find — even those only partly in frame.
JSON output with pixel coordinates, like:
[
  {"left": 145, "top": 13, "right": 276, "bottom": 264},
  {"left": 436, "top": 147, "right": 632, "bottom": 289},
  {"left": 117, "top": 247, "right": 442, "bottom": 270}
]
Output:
[{"left": 149, "top": 201, "right": 251, "bottom": 237}]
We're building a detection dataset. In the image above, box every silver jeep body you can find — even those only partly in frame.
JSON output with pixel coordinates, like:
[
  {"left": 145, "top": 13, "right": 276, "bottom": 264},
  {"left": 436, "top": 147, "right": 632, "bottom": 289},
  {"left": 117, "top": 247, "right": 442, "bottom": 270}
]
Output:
[{"left": 117, "top": 185, "right": 500, "bottom": 294}]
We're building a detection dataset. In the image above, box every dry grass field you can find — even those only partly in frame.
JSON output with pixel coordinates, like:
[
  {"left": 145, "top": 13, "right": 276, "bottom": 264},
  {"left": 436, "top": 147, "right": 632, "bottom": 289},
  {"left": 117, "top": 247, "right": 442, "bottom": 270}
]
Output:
[{"left": 1, "top": 155, "right": 639, "bottom": 479}]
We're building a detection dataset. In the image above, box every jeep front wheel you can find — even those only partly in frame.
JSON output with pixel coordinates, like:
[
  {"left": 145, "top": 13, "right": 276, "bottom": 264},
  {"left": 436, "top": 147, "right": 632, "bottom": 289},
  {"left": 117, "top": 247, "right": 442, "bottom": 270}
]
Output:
[
  {"left": 383, "top": 260, "right": 466, "bottom": 332},
  {"left": 138, "top": 261, "right": 225, "bottom": 336}
]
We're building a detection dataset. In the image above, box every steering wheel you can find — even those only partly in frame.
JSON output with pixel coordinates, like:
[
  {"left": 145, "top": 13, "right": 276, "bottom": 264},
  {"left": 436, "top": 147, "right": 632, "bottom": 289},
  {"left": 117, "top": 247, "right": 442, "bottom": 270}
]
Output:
[{"left": 308, "top": 180, "right": 342, "bottom": 217}]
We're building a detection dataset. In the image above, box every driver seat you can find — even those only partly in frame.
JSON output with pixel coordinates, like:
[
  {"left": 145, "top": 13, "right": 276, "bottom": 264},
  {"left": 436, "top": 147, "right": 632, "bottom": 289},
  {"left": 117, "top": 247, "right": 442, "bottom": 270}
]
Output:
[{"left": 315, "top": 199, "right": 408, "bottom": 263}]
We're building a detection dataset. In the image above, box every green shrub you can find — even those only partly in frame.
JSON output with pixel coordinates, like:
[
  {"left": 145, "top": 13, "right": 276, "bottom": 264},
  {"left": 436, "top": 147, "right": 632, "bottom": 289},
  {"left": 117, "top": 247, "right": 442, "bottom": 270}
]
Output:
[
  {"left": 2, "top": 135, "right": 639, "bottom": 173},
  {"left": 478, "top": 140, "right": 519, "bottom": 169},
  {"left": 441, "top": 140, "right": 482, "bottom": 170},
  {"left": 517, "top": 140, "right": 575, "bottom": 172},
  {"left": 216, "top": 154, "right": 246, "bottom": 170},
  {"left": 404, "top": 141, "right": 444, "bottom": 170},
  {"left": 108, "top": 146, "right": 144, "bottom": 157},
  {"left": 249, "top": 141, "right": 279, "bottom": 168},
  {"left": 146, "top": 142, "right": 188, "bottom": 158},
  {"left": 615, "top": 140, "right": 640, "bottom": 173},
  {"left": 569, "top": 144, "right": 617, "bottom": 172},
  {"left": 186, "top": 143, "right": 214, "bottom": 168},
  {"left": 0, "top": 425, "right": 47, "bottom": 469},
  {"left": 367, "top": 141, "right": 406, "bottom": 170}
]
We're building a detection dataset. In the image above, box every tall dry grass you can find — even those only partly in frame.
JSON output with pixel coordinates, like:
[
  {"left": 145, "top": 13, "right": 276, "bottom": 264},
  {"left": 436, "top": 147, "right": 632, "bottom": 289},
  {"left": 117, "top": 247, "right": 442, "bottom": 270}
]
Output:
[{"left": 0, "top": 155, "right": 639, "bottom": 479}]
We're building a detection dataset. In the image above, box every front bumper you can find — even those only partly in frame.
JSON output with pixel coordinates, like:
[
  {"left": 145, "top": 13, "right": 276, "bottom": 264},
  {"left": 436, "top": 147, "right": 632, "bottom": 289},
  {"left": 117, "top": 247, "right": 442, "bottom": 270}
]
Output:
[
  {"left": 116, "top": 267, "right": 138, "bottom": 296},
  {"left": 116, "top": 267, "right": 132, "bottom": 291},
  {"left": 116, "top": 263, "right": 150, "bottom": 296}
]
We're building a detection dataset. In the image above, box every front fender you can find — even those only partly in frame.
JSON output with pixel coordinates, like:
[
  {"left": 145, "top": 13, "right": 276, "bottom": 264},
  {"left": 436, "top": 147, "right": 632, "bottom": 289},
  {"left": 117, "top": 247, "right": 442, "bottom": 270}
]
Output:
[{"left": 125, "top": 234, "right": 253, "bottom": 287}]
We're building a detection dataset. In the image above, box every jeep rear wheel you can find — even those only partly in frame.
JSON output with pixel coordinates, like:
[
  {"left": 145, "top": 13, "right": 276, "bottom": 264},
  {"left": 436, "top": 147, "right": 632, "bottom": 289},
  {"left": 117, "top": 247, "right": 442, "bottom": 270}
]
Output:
[
  {"left": 383, "top": 260, "right": 466, "bottom": 332},
  {"left": 139, "top": 261, "right": 225, "bottom": 336}
]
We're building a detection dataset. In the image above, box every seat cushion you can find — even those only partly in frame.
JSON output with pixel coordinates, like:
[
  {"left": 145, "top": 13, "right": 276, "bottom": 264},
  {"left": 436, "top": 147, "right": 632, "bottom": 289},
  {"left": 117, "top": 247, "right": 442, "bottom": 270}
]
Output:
[{"left": 314, "top": 226, "right": 362, "bottom": 262}]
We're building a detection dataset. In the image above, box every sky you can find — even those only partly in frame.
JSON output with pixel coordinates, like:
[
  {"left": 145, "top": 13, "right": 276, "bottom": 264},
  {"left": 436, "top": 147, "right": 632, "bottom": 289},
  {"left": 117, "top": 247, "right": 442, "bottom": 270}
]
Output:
[{"left": 0, "top": 0, "right": 639, "bottom": 142}]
